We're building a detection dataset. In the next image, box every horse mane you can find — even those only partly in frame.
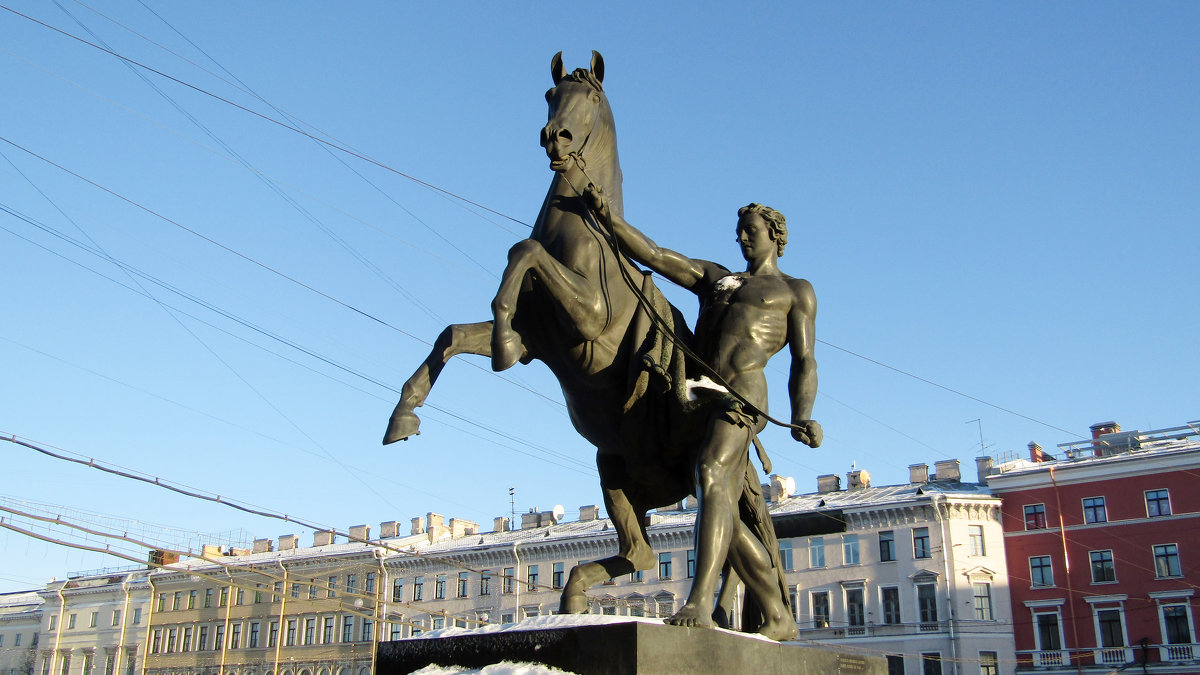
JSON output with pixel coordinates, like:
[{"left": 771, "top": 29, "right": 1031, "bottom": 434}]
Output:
[{"left": 563, "top": 68, "right": 603, "bottom": 93}]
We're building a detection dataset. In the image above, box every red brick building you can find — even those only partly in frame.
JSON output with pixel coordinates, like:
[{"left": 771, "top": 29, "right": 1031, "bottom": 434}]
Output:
[{"left": 987, "top": 420, "right": 1200, "bottom": 673}]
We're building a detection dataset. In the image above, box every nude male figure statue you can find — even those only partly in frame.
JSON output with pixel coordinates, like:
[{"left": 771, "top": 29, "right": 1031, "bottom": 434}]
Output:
[{"left": 586, "top": 185, "right": 822, "bottom": 640}]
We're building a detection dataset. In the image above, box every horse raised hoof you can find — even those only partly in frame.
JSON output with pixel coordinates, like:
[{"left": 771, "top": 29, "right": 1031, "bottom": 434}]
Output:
[
  {"left": 491, "top": 329, "right": 525, "bottom": 372},
  {"left": 383, "top": 409, "right": 422, "bottom": 444}
]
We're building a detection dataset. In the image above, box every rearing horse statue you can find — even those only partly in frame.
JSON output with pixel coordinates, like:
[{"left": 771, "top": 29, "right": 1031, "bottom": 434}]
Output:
[{"left": 383, "top": 51, "right": 793, "bottom": 639}]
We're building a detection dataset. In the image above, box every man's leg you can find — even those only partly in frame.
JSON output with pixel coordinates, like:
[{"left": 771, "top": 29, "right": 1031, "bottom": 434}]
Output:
[
  {"left": 726, "top": 520, "right": 798, "bottom": 640},
  {"left": 668, "top": 418, "right": 749, "bottom": 628}
]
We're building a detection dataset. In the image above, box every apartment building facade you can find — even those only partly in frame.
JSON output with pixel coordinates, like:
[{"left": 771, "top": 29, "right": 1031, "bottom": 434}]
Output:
[
  {"left": 988, "top": 420, "right": 1200, "bottom": 673},
  {"left": 34, "top": 572, "right": 150, "bottom": 675},
  {"left": 0, "top": 591, "right": 42, "bottom": 675}
]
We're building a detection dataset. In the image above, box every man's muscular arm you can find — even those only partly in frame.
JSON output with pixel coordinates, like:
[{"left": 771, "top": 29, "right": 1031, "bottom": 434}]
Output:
[
  {"left": 584, "top": 185, "right": 718, "bottom": 289},
  {"left": 787, "top": 278, "right": 822, "bottom": 447}
]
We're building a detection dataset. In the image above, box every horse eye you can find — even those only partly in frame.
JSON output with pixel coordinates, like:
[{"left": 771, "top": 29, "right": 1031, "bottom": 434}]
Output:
[{"left": 591, "top": 93, "right": 600, "bottom": 104}]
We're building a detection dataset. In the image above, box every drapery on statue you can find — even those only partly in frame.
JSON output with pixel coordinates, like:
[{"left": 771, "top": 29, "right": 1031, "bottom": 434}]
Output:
[{"left": 382, "top": 51, "right": 819, "bottom": 641}]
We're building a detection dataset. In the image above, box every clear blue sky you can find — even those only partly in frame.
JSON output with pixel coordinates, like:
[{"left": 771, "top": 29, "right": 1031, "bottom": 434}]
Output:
[{"left": 1, "top": 2, "right": 1196, "bottom": 593}]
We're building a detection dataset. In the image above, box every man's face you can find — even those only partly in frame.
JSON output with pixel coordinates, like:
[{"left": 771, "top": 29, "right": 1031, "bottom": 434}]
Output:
[{"left": 736, "top": 212, "right": 775, "bottom": 262}]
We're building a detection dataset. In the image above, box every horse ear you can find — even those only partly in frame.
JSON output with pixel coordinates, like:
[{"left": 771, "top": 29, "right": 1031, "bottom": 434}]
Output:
[
  {"left": 551, "top": 51, "right": 566, "bottom": 85},
  {"left": 590, "top": 50, "right": 605, "bottom": 84}
]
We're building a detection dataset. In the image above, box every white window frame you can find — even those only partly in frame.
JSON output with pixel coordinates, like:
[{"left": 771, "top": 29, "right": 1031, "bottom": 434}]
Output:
[
  {"left": 1025, "top": 599, "right": 1068, "bottom": 668},
  {"left": 1085, "top": 595, "right": 1131, "bottom": 666}
]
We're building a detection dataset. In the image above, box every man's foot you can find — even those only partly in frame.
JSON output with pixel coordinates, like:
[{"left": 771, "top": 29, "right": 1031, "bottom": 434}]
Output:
[
  {"left": 559, "top": 588, "right": 589, "bottom": 614},
  {"left": 666, "top": 603, "right": 714, "bottom": 629},
  {"left": 756, "top": 613, "right": 799, "bottom": 641},
  {"left": 491, "top": 326, "right": 525, "bottom": 372}
]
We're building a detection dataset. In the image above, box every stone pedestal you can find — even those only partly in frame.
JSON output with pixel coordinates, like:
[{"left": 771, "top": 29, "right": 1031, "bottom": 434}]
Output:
[{"left": 378, "top": 619, "right": 887, "bottom": 674}]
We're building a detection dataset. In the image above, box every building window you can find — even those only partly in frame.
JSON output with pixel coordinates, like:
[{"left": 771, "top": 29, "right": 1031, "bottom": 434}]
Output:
[
  {"left": 1096, "top": 608, "right": 1125, "bottom": 648},
  {"left": 881, "top": 587, "right": 901, "bottom": 624},
  {"left": 131, "top": 608, "right": 141, "bottom": 625},
  {"left": 268, "top": 622, "right": 278, "bottom": 648},
  {"left": 878, "top": 531, "right": 895, "bottom": 562},
  {"left": 182, "top": 626, "right": 192, "bottom": 652},
  {"left": 307, "top": 582, "right": 317, "bottom": 600},
  {"left": 48, "top": 615, "right": 56, "bottom": 630},
  {"left": 972, "top": 583, "right": 993, "bottom": 620},
  {"left": 810, "top": 537, "right": 826, "bottom": 567},
  {"left": 157, "top": 594, "right": 165, "bottom": 612},
  {"left": 253, "top": 584, "right": 262, "bottom": 603},
  {"left": 322, "top": 617, "right": 333, "bottom": 644},
  {"left": 969, "top": 525, "right": 985, "bottom": 556},
  {"left": 1089, "top": 550, "right": 1116, "bottom": 583},
  {"left": 812, "top": 591, "right": 830, "bottom": 628},
  {"left": 480, "top": 571, "right": 491, "bottom": 596},
  {"left": 204, "top": 588, "right": 213, "bottom": 608},
  {"left": 687, "top": 549, "right": 696, "bottom": 578},
  {"left": 366, "top": 572, "right": 376, "bottom": 593},
  {"left": 913, "top": 527, "right": 931, "bottom": 559},
  {"left": 413, "top": 576, "right": 424, "bottom": 601},
  {"left": 151, "top": 630, "right": 162, "bottom": 654},
  {"left": 198, "top": 625, "right": 208, "bottom": 651},
  {"left": 328, "top": 576, "right": 337, "bottom": 598},
  {"left": 82, "top": 653, "right": 92, "bottom": 675},
  {"left": 1030, "top": 555, "right": 1054, "bottom": 587},
  {"left": 917, "top": 583, "right": 938, "bottom": 628},
  {"left": 172, "top": 591, "right": 181, "bottom": 610},
  {"left": 69, "top": 614, "right": 77, "bottom": 629},
  {"left": 886, "top": 655, "right": 904, "bottom": 675},
  {"left": 503, "top": 567, "right": 515, "bottom": 594},
  {"left": 553, "top": 562, "right": 565, "bottom": 588},
  {"left": 1035, "top": 611, "right": 1063, "bottom": 651},
  {"left": 435, "top": 574, "right": 447, "bottom": 599},
  {"left": 780, "top": 541, "right": 794, "bottom": 570},
  {"left": 219, "top": 587, "right": 228, "bottom": 606},
  {"left": 285, "top": 620, "right": 295, "bottom": 647},
  {"left": 458, "top": 572, "right": 470, "bottom": 597},
  {"left": 658, "top": 553, "right": 672, "bottom": 579},
  {"left": 631, "top": 569, "right": 644, "bottom": 583},
  {"left": 843, "top": 534, "right": 861, "bottom": 565},
  {"left": 342, "top": 616, "right": 354, "bottom": 643},
  {"left": 111, "top": 609, "right": 121, "bottom": 626},
  {"left": 527, "top": 566, "right": 539, "bottom": 591},
  {"left": 1146, "top": 489, "right": 1171, "bottom": 517},
  {"left": 245, "top": 623, "right": 258, "bottom": 649},
  {"left": 303, "top": 618, "right": 315, "bottom": 645},
  {"left": 214, "top": 624, "right": 224, "bottom": 650},
  {"left": 1083, "top": 496, "right": 1107, "bottom": 524},
  {"left": 229, "top": 624, "right": 240, "bottom": 649},
  {"left": 1154, "top": 544, "right": 1182, "bottom": 578},
  {"left": 188, "top": 590, "right": 197, "bottom": 609},
  {"left": 979, "top": 651, "right": 998, "bottom": 675},
  {"left": 846, "top": 588, "right": 865, "bottom": 627},
  {"left": 361, "top": 619, "right": 373, "bottom": 642},
  {"left": 1162, "top": 603, "right": 1194, "bottom": 645},
  {"left": 921, "top": 653, "right": 942, "bottom": 675},
  {"left": 346, "top": 574, "right": 358, "bottom": 594},
  {"left": 291, "top": 583, "right": 301, "bottom": 599},
  {"left": 104, "top": 653, "right": 114, "bottom": 675},
  {"left": 392, "top": 578, "right": 404, "bottom": 601},
  {"left": 1024, "top": 503, "right": 1047, "bottom": 530}
]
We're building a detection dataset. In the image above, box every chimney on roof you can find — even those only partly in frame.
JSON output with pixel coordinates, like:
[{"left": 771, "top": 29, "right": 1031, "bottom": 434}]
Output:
[
  {"left": 975, "top": 456, "right": 994, "bottom": 484},
  {"left": 348, "top": 525, "right": 370, "bottom": 542},
  {"left": 147, "top": 550, "right": 180, "bottom": 568},
  {"left": 1029, "top": 442, "right": 1045, "bottom": 463},
  {"left": 1091, "top": 421, "right": 1120, "bottom": 440},
  {"left": 934, "top": 459, "right": 961, "bottom": 482},
  {"left": 313, "top": 530, "right": 335, "bottom": 547},
  {"left": 379, "top": 521, "right": 399, "bottom": 539},
  {"left": 278, "top": 535, "right": 297, "bottom": 551},
  {"left": 909, "top": 463, "right": 929, "bottom": 484},
  {"left": 769, "top": 475, "right": 795, "bottom": 502},
  {"left": 817, "top": 474, "right": 841, "bottom": 493},
  {"left": 847, "top": 469, "right": 871, "bottom": 489},
  {"left": 493, "top": 516, "right": 510, "bottom": 533},
  {"left": 411, "top": 517, "right": 425, "bottom": 535},
  {"left": 520, "top": 511, "right": 541, "bottom": 530},
  {"left": 449, "top": 519, "right": 478, "bottom": 539},
  {"left": 579, "top": 505, "right": 600, "bottom": 521},
  {"left": 252, "top": 539, "right": 274, "bottom": 554}
]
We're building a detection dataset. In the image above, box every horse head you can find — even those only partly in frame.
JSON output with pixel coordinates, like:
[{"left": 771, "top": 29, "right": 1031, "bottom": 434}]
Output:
[{"left": 541, "top": 51, "right": 617, "bottom": 179}]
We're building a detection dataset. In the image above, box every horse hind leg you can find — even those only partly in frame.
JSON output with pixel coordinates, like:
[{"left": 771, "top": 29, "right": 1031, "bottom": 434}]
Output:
[
  {"left": 560, "top": 481, "right": 655, "bottom": 614},
  {"left": 383, "top": 321, "right": 499, "bottom": 444}
]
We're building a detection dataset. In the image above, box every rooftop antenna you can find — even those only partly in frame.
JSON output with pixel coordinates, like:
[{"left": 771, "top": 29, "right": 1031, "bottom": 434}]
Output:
[
  {"left": 967, "top": 419, "right": 985, "bottom": 454},
  {"left": 508, "top": 487, "right": 516, "bottom": 531}
]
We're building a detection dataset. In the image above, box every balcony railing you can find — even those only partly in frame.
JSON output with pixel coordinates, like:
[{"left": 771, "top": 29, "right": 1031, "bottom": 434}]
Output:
[
  {"left": 1093, "top": 647, "right": 1132, "bottom": 665},
  {"left": 1031, "top": 650, "right": 1069, "bottom": 668},
  {"left": 1160, "top": 643, "right": 1199, "bottom": 662}
]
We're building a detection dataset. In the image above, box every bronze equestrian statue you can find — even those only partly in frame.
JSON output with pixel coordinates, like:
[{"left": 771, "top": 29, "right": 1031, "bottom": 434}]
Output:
[{"left": 383, "top": 51, "right": 819, "bottom": 641}]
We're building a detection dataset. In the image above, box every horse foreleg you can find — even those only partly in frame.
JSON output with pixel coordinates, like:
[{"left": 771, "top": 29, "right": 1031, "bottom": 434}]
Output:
[
  {"left": 492, "top": 238, "right": 608, "bottom": 372},
  {"left": 559, "top": 483, "right": 655, "bottom": 614},
  {"left": 383, "top": 321, "right": 497, "bottom": 444}
]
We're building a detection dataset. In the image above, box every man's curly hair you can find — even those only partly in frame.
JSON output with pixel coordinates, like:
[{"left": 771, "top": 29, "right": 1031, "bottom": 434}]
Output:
[{"left": 737, "top": 203, "right": 788, "bottom": 257}]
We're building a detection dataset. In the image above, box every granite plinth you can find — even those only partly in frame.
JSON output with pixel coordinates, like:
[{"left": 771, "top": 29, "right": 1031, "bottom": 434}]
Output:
[{"left": 378, "top": 620, "right": 887, "bottom": 674}]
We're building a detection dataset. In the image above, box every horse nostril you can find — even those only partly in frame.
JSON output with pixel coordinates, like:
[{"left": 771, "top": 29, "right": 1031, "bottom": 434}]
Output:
[{"left": 557, "top": 129, "right": 573, "bottom": 143}]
